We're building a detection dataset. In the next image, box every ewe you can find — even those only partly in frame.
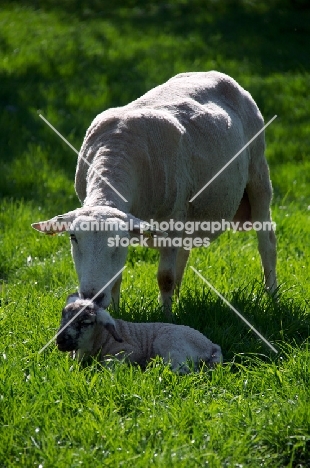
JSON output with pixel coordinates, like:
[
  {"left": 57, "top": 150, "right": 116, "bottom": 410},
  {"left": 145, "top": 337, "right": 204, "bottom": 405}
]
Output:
[
  {"left": 33, "top": 71, "right": 277, "bottom": 315},
  {"left": 56, "top": 294, "right": 222, "bottom": 374}
]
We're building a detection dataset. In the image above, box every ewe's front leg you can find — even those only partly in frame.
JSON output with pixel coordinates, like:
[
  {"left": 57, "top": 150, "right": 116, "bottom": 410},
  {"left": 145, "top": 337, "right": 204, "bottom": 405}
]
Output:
[
  {"left": 157, "top": 247, "right": 179, "bottom": 319},
  {"left": 111, "top": 274, "right": 122, "bottom": 311},
  {"left": 175, "top": 247, "right": 190, "bottom": 299}
]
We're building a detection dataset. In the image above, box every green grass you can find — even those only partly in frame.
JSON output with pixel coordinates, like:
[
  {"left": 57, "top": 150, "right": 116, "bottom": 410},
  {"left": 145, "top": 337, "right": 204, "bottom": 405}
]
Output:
[{"left": 0, "top": 1, "right": 310, "bottom": 466}]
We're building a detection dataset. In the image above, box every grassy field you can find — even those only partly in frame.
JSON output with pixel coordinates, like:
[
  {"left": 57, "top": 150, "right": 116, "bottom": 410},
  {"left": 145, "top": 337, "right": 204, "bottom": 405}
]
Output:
[{"left": 0, "top": 0, "right": 309, "bottom": 466}]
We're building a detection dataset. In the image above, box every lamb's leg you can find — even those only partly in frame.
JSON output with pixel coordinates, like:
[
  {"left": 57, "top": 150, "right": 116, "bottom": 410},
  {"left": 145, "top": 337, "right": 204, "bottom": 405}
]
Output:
[
  {"left": 175, "top": 247, "right": 190, "bottom": 299},
  {"left": 247, "top": 159, "right": 278, "bottom": 295},
  {"left": 162, "top": 351, "right": 191, "bottom": 374},
  {"left": 157, "top": 247, "right": 179, "bottom": 318},
  {"left": 153, "top": 333, "right": 190, "bottom": 373}
]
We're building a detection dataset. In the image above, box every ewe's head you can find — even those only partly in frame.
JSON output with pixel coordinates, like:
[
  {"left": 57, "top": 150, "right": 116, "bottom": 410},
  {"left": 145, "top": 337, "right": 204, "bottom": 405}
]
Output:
[
  {"left": 32, "top": 206, "right": 166, "bottom": 309},
  {"left": 56, "top": 293, "right": 122, "bottom": 354}
]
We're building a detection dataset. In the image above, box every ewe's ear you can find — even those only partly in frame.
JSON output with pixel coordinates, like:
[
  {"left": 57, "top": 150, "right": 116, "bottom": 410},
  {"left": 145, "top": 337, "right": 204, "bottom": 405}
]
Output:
[
  {"left": 127, "top": 215, "right": 168, "bottom": 239},
  {"left": 31, "top": 210, "right": 78, "bottom": 235},
  {"left": 97, "top": 309, "right": 123, "bottom": 343},
  {"left": 66, "top": 293, "right": 80, "bottom": 305},
  {"left": 130, "top": 225, "right": 168, "bottom": 239}
]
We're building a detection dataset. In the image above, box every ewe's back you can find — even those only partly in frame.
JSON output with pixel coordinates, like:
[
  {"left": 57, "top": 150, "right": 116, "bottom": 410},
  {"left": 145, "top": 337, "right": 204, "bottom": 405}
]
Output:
[
  {"left": 77, "top": 72, "right": 265, "bottom": 222},
  {"left": 131, "top": 71, "right": 260, "bottom": 123}
]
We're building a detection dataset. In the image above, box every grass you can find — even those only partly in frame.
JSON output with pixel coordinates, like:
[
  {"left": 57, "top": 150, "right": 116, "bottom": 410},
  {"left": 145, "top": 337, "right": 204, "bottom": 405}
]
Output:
[{"left": 0, "top": 0, "right": 310, "bottom": 466}]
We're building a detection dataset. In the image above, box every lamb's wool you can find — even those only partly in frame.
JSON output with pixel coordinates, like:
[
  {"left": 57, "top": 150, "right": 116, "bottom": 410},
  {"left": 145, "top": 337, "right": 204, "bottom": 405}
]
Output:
[{"left": 57, "top": 295, "right": 222, "bottom": 373}]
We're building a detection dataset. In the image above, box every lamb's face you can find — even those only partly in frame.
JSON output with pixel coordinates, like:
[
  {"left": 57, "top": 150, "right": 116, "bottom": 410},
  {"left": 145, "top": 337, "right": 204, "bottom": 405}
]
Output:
[
  {"left": 56, "top": 295, "right": 123, "bottom": 354},
  {"left": 56, "top": 299, "right": 97, "bottom": 353}
]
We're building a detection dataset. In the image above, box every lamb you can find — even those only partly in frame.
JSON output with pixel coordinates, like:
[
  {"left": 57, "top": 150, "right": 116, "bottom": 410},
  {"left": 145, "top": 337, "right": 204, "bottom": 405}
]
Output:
[
  {"left": 56, "top": 294, "right": 223, "bottom": 373},
  {"left": 32, "top": 71, "right": 277, "bottom": 315}
]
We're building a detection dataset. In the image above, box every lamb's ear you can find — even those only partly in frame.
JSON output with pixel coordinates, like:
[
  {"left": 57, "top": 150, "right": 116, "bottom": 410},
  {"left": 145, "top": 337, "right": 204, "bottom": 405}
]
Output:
[
  {"left": 97, "top": 309, "right": 123, "bottom": 343},
  {"left": 104, "top": 323, "right": 123, "bottom": 343},
  {"left": 31, "top": 211, "right": 77, "bottom": 235},
  {"left": 66, "top": 293, "right": 80, "bottom": 305}
]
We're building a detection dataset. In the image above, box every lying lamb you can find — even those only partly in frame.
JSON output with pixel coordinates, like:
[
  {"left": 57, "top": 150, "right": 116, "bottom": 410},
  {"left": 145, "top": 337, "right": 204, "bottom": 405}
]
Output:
[{"left": 56, "top": 294, "right": 222, "bottom": 373}]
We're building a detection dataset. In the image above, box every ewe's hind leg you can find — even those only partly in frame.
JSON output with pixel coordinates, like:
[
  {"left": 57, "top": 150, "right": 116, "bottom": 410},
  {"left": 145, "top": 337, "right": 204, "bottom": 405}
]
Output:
[{"left": 247, "top": 160, "right": 277, "bottom": 295}]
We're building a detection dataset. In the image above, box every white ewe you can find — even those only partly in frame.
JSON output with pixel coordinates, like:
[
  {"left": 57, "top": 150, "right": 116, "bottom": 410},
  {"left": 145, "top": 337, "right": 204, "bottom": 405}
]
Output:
[
  {"left": 56, "top": 294, "right": 222, "bottom": 373},
  {"left": 32, "top": 71, "right": 277, "bottom": 315}
]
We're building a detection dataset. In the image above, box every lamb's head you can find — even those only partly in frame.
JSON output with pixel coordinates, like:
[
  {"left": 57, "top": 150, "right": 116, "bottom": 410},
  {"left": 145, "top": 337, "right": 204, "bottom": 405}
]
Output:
[
  {"left": 32, "top": 207, "right": 166, "bottom": 309},
  {"left": 56, "top": 293, "right": 122, "bottom": 354}
]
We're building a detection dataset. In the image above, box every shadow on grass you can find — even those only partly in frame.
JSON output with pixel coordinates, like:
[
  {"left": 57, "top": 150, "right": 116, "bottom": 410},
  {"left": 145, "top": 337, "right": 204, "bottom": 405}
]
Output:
[
  {"left": 6, "top": 0, "right": 310, "bottom": 76},
  {"left": 177, "top": 286, "right": 309, "bottom": 360},
  {"left": 114, "top": 283, "right": 309, "bottom": 363},
  {"left": 0, "top": 43, "right": 148, "bottom": 209}
]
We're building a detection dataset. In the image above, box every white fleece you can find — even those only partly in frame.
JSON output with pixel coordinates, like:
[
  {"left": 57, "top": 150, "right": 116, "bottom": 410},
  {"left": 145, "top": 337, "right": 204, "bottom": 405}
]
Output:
[{"left": 33, "top": 72, "right": 277, "bottom": 313}]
